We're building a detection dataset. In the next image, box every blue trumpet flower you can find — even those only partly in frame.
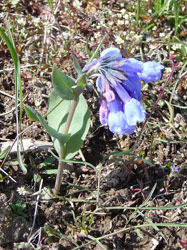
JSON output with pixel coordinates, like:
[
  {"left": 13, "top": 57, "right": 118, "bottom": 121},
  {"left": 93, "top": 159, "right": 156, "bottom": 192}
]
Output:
[{"left": 83, "top": 47, "right": 164, "bottom": 135}]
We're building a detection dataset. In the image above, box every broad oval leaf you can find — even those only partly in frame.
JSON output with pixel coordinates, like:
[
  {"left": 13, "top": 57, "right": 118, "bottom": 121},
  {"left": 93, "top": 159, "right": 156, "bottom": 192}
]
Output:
[
  {"left": 52, "top": 65, "right": 75, "bottom": 100},
  {"left": 47, "top": 91, "right": 90, "bottom": 159}
]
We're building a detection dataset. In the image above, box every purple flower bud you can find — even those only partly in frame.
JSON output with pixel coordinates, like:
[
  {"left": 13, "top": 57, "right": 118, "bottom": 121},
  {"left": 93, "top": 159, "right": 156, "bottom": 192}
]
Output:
[
  {"left": 99, "top": 100, "right": 109, "bottom": 125},
  {"left": 104, "top": 89, "right": 115, "bottom": 102}
]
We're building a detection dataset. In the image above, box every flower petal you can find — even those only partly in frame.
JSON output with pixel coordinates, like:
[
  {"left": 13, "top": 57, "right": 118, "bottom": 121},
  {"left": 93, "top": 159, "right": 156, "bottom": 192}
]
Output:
[
  {"left": 108, "top": 96, "right": 123, "bottom": 113},
  {"left": 99, "top": 100, "right": 109, "bottom": 125},
  {"left": 122, "top": 58, "right": 143, "bottom": 73},
  {"left": 96, "top": 77, "right": 102, "bottom": 92},
  {"left": 124, "top": 98, "right": 145, "bottom": 125},
  {"left": 137, "top": 61, "right": 164, "bottom": 83},
  {"left": 101, "top": 47, "right": 122, "bottom": 59},
  {"left": 114, "top": 82, "right": 131, "bottom": 103},
  {"left": 108, "top": 111, "right": 135, "bottom": 135},
  {"left": 122, "top": 75, "right": 142, "bottom": 101}
]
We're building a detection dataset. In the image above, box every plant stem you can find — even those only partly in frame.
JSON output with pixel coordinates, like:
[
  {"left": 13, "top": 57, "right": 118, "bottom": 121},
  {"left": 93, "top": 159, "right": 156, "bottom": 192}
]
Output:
[
  {"left": 136, "top": 0, "right": 141, "bottom": 26},
  {"left": 133, "top": 58, "right": 177, "bottom": 153},
  {"left": 53, "top": 96, "right": 79, "bottom": 195}
]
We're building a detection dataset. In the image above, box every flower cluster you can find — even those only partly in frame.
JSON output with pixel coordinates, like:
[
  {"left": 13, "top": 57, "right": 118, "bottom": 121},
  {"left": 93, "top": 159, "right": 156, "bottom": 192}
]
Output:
[{"left": 83, "top": 47, "right": 164, "bottom": 135}]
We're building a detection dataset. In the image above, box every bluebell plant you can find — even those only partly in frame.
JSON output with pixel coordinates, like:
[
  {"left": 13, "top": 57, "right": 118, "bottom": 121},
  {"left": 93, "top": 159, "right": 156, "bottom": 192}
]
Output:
[
  {"left": 83, "top": 47, "right": 164, "bottom": 135},
  {"left": 24, "top": 43, "right": 165, "bottom": 195}
]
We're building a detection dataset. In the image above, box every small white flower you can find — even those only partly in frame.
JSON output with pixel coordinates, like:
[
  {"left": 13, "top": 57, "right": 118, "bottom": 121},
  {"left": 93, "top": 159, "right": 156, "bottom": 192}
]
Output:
[
  {"left": 149, "top": 44, "right": 156, "bottom": 50},
  {"left": 97, "top": 21, "right": 105, "bottom": 29},
  {"left": 115, "top": 36, "right": 124, "bottom": 45},
  {"left": 118, "top": 20, "right": 124, "bottom": 26},
  {"left": 159, "top": 32, "right": 165, "bottom": 38},
  {"left": 94, "top": 32, "right": 101, "bottom": 39},
  {"left": 33, "top": 17, "right": 40, "bottom": 25},
  {"left": 172, "top": 44, "right": 181, "bottom": 50},
  {"left": 108, "top": 21, "right": 114, "bottom": 27},
  {"left": 165, "top": 67, "right": 172, "bottom": 73},
  {"left": 62, "top": 32, "right": 69, "bottom": 39},
  {"left": 108, "top": 10, "right": 112, "bottom": 15},
  {"left": 121, "top": 9, "right": 126, "bottom": 15},
  {"left": 73, "top": 0, "right": 82, "bottom": 8},
  {"left": 125, "top": 20, "right": 130, "bottom": 25},
  {"left": 17, "top": 17, "right": 26, "bottom": 26},
  {"left": 134, "top": 34, "right": 141, "bottom": 41},
  {"left": 17, "top": 186, "right": 27, "bottom": 196},
  {"left": 124, "top": 14, "right": 129, "bottom": 20}
]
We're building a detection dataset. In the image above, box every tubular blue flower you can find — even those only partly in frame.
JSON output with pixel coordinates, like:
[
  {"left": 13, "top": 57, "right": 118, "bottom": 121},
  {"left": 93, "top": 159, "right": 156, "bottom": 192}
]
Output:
[
  {"left": 124, "top": 98, "right": 146, "bottom": 126},
  {"left": 83, "top": 47, "right": 164, "bottom": 135},
  {"left": 137, "top": 61, "right": 164, "bottom": 83},
  {"left": 107, "top": 96, "right": 136, "bottom": 135}
]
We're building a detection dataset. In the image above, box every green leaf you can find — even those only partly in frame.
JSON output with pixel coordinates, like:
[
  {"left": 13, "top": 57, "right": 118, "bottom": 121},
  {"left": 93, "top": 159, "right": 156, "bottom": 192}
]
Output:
[
  {"left": 72, "top": 54, "right": 82, "bottom": 76},
  {"left": 165, "top": 101, "right": 174, "bottom": 123},
  {"left": 52, "top": 65, "right": 75, "bottom": 100},
  {"left": 135, "top": 228, "right": 144, "bottom": 239},
  {"left": 86, "top": 40, "right": 93, "bottom": 56},
  {"left": 0, "top": 146, "right": 10, "bottom": 159},
  {"left": 25, "top": 105, "right": 70, "bottom": 146},
  {"left": 17, "top": 150, "right": 27, "bottom": 174},
  {"left": 34, "top": 173, "right": 41, "bottom": 183},
  {"left": 0, "top": 26, "right": 23, "bottom": 126},
  {"left": 47, "top": 0, "right": 54, "bottom": 15},
  {"left": 0, "top": 28, "right": 18, "bottom": 67},
  {"left": 88, "top": 34, "right": 108, "bottom": 63},
  {"left": 42, "top": 169, "right": 57, "bottom": 174},
  {"left": 47, "top": 91, "right": 90, "bottom": 159},
  {"left": 0, "top": 26, "right": 25, "bottom": 174},
  {"left": 25, "top": 105, "right": 40, "bottom": 122},
  {"left": 40, "top": 157, "right": 55, "bottom": 168},
  {"left": 138, "top": 210, "right": 167, "bottom": 242},
  {"left": 72, "top": 73, "right": 87, "bottom": 95}
]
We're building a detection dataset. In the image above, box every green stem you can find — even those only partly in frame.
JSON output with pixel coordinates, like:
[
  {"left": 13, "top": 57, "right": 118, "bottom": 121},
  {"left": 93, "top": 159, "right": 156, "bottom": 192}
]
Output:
[
  {"left": 53, "top": 96, "right": 79, "bottom": 195},
  {"left": 136, "top": 0, "right": 141, "bottom": 26}
]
